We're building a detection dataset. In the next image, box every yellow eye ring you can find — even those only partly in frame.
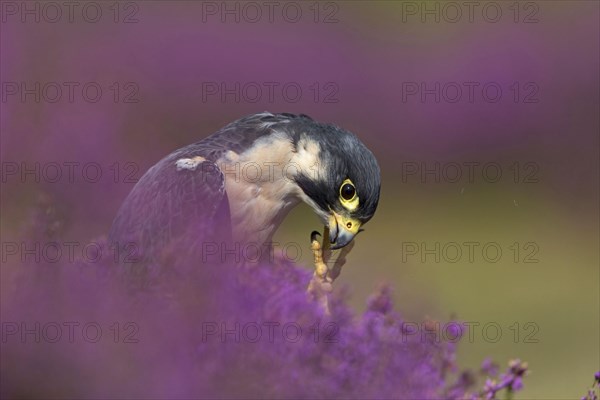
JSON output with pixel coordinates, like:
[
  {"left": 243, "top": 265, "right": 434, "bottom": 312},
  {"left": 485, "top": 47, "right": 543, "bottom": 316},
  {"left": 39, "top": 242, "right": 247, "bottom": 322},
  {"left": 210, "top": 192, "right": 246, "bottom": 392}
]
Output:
[{"left": 339, "top": 179, "right": 359, "bottom": 211}]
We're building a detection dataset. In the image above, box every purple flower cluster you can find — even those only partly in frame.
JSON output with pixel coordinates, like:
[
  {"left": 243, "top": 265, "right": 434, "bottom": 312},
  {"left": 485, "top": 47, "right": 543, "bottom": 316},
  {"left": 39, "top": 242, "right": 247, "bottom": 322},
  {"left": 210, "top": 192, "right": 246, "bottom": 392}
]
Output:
[
  {"left": 580, "top": 371, "right": 600, "bottom": 400},
  {"left": 1, "top": 201, "right": 530, "bottom": 399},
  {"left": 478, "top": 359, "right": 528, "bottom": 400}
]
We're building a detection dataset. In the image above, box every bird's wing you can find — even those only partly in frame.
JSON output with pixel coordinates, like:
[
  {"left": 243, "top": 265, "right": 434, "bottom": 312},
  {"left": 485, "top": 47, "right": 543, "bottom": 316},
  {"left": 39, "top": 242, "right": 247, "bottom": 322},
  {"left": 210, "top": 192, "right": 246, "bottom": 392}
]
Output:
[
  {"left": 109, "top": 112, "right": 313, "bottom": 266},
  {"left": 108, "top": 154, "right": 230, "bottom": 265}
]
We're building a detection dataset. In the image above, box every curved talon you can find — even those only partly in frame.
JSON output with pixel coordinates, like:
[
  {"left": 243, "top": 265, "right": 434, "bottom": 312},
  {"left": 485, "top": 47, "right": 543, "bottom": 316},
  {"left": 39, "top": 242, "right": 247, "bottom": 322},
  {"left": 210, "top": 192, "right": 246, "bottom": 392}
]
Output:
[{"left": 310, "top": 231, "right": 321, "bottom": 242}]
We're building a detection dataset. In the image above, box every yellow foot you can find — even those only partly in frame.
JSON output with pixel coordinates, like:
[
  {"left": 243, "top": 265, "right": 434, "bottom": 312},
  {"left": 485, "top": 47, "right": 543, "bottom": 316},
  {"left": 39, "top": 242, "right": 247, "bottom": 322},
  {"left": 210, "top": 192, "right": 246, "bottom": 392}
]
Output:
[{"left": 307, "top": 225, "right": 355, "bottom": 315}]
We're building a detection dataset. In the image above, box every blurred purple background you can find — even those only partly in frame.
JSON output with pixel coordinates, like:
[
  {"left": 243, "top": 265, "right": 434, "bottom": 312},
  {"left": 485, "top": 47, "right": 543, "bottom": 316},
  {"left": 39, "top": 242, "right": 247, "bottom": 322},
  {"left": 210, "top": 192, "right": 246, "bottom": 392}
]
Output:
[{"left": 1, "top": 1, "right": 598, "bottom": 397}]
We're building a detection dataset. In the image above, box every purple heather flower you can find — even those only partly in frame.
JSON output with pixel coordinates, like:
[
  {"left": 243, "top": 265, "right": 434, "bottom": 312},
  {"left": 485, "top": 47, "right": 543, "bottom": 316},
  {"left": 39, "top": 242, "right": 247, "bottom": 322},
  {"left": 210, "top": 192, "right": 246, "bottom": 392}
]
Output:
[
  {"left": 366, "top": 284, "right": 393, "bottom": 314},
  {"left": 580, "top": 372, "right": 600, "bottom": 400},
  {"left": 479, "top": 359, "right": 529, "bottom": 400},
  {"left": 481, "top": 358, "right": 499, "bottom": 377},
  {"left": 482, "top": 379, "right": 499, "bottom": 399},
  {"left": 512, "top": 376, "right": 524, "bottom": 391},
  {"left": 1, "top": 202, "right": 530, "bottom": 399}
]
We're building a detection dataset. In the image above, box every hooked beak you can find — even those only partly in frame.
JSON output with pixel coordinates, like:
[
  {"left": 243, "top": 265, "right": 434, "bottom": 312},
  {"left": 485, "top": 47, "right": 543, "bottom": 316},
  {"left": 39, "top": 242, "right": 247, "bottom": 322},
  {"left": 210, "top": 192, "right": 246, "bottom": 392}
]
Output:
[{"left": 328, "top": 211, "right": 362, "bottom": 249}]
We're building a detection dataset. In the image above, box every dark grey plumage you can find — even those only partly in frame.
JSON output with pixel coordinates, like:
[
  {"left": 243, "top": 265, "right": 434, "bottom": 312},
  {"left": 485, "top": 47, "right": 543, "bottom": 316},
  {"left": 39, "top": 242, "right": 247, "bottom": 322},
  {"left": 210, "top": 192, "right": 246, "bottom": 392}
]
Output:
[
  {"left": 291, "top": 122, "right": 380, "bottom": 223},
  {"left": 109, "top": 112, "right": 381, "bottom": 265},
  {"left": 108, "top": 155, "right": 229, "bottom": 264}
]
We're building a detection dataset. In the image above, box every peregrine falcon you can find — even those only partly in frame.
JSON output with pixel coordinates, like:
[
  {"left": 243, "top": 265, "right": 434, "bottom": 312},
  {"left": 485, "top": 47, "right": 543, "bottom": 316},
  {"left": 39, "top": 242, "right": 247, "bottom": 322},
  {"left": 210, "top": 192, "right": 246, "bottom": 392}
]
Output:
[{"left": 109, "top": 112, "right": 380, "bottom": 267}]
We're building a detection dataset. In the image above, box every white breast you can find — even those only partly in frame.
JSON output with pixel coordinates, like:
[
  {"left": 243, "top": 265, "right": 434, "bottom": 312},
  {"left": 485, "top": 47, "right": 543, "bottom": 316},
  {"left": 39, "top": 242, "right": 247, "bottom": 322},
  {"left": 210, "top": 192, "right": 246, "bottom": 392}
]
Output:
[{"left": 217, "top": 134, "right": 303, "bottom": 247}]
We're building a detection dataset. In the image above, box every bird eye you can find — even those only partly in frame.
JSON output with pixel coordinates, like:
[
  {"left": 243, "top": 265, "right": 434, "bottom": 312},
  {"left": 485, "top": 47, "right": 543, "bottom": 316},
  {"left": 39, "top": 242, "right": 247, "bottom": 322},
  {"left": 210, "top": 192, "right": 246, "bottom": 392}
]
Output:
[
  {"left": 340, "top": 183, "right": 356, "bottom": 201},
  {"left": 339, "top": 179, "right": 359, "bottom": 211}
]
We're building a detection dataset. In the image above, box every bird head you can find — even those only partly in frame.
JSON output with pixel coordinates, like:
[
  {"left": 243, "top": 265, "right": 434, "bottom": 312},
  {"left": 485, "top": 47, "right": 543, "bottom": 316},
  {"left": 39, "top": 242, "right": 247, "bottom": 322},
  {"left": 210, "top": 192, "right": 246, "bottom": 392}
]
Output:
[{"left": 292, "top": 124, "right": 381, "bottom": 249}]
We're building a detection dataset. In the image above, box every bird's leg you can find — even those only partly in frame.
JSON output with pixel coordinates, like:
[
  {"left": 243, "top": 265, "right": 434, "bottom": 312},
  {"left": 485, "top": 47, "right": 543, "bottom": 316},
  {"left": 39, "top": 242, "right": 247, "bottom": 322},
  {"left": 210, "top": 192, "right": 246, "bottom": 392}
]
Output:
[
  {"left": 307, "top": 229, "right": 332, "bottom": 314},
  {"left": 307, "top": 225, "right": 356, "bottom": 314},
  {"left": 310, "top": 230, "right": 329, "bottom": 281}
]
